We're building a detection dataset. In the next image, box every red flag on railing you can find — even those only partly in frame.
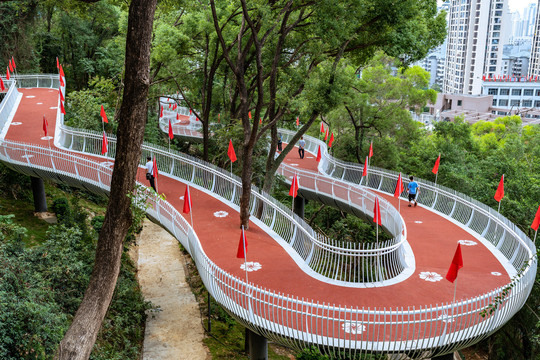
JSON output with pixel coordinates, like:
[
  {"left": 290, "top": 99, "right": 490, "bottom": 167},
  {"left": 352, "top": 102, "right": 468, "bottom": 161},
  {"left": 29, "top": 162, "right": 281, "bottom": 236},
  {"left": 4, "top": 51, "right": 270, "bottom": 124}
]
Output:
[
  {"left": 168, "top": 119, "right": 174, "bottom": 140},
  {"left": 432, "top": 154, "right": 441, "bottom": 174},
  {"left": 159, "top": 105, "right": 163, "bottom": 118},
  {"left": 259, "top": 117, "right": 262, "bottom": 125},
  {"left": 101, "top": 131, "right": 108, "bottom": 155},
  {"left": 328, "top": 133, "right": 335, "bottom": 148},
  {"left": 42, "top": 115, "right": 48, "bottom": 137},
  {"left": 316, "top": 145, "right": 322, "bottom": 162},
  {"left": 6, "top": 67, "right": 10, "bottom": 80},
  {"left": 394, "top": 173, "right": 404, "bottom": 198},
  {"left": 324, "top": 129, "right": 328, "bottom": 141},
  {"left": 362, "top": 156, "right": 368, "bottom": 177},
  {"left": 368, "top": 141, "right": 373, "bottom": 158},
  {"left": 59, "top": 64, "right": 65, "bottom": 78},
  {"left": 11, "top": 57, "right": 16, "bottom": 69},
  {"left": 228, "top": 139, "right": 237, "bottom": 162},
  {"left": 56, "top": 57, "right": 59, "bottom": 69},
  {"left": 59, "top": 74, "right": 64, "bottom": 87},
  {"left": 446, "top": 244, "right": 463, "bottom": 283},
  {"left": 248, "top": 111, "right": 252, "bottom": 119},
  {"left": 176, "top": 113, "right": 179, "bottom": 121},
  {"left": 183, "top": 185, "right": 192, "bottom": 214},
  {"left": 296, "top": 117, "right": 299, "bottom": 126},
  {"left": 152, "top": 157, "right": 158, "bottom": 180},
  {"left": 531, "top": 204, "right": 540, "bottom": 231},
  {"left": 60, "top": 100, "right": 65, "bottom": 115},
  {"left": 189, "top": 108, "right": 192, "bottom": 116},
  {"left": 0, "top": 77, "right": 4, "bottom": 92},
  {"left": 289, "top": 174, "right": 299, "bottom": 198},
  {"left": 100, "top": 105, "right": 108, "bottom": 123},
  {"left": 320, "top": 122, "right": 324, "bottom": 133},
  {"left": 373, "top": 197, "right": 382, "bottom": 226},
  {"left": 494, "top": 174, "right": 504, "bottom": 202},
  {"left": 236, "top": 226, "right": 248, "bottom": 259},
  {"left": 59, "top": 89, "right": 64, "bottom": 102},
  {"left": 9, "top": 59, "right": 13, "bottom": 73}
]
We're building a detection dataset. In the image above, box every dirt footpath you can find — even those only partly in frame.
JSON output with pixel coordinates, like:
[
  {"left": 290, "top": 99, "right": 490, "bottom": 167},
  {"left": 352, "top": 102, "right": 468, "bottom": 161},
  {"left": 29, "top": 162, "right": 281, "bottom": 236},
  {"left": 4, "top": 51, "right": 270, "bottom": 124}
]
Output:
[{"left": 134, "top": 219, "right": 209, "bottom": 360}]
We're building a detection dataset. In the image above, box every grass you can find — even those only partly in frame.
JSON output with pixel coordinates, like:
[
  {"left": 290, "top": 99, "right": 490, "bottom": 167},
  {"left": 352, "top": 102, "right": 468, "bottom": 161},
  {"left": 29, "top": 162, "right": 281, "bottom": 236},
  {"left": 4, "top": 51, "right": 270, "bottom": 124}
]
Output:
[{"left": 0, "top": 193, "right": 50, "bottom": 246}]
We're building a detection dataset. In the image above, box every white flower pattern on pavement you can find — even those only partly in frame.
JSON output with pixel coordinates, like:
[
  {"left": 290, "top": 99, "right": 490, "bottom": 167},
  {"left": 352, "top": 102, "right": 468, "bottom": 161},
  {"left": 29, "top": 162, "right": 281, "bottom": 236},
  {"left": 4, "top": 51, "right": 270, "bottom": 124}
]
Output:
[
  {"left": 458, "top": 240, "right": 477, "bottom": 246},
  {"left": 179, "top": 196, "right": 184, "bottom": 200},
  {"left": 11, "top": 122, "right": 22, "bottom": 125},
  {"left": 341, "top": 322, "right": 366, "bottom": 334},
  {"left": 240, "top": 262, "right": 262, "bottom": 272},
  {"left": 491, "top": 272, "right": 502, "bottom": 276},
  {"left": 419, "top": 271, "right": 443, "bottom": 282},
  {"left": 414, "top": 221, "right": 423, "bottom": 224},
  {"left": 437, "top": 312, "right": 455, "bottom": 323},
  {"left": 214, "top": 211, "right": 228, "bottom": 218}
]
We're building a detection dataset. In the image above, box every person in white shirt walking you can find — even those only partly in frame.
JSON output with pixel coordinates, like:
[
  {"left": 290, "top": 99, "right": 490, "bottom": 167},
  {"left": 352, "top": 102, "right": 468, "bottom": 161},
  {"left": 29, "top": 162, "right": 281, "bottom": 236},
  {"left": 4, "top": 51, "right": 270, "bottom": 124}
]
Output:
[{"left": 145, "top": 156, "right": 156, "bottom": 192}]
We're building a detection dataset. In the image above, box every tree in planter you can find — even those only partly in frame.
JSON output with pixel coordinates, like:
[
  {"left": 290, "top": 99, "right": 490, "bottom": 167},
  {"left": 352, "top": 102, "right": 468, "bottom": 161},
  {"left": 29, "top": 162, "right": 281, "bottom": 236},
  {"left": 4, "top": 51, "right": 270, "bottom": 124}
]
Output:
[
  {"left": 55, "top": 0, "right": 158, "bottom": 358},
  {"left": 209, "top": 0, "right": 446, "bottom": 228}
]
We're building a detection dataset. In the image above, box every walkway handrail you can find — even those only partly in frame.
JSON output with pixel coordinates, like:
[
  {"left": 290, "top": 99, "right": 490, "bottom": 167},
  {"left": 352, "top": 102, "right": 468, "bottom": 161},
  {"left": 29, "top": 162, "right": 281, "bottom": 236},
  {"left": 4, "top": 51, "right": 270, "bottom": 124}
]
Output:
[
  {"left": 0, "top": 75, "right": 536, "bottom": 358},
  {"left": 59, "top": 122, "right": 405, "bottom": 284},
  {"left": 0, "top": 79, "right": 20, "bottom": 134},
  {"left": 278, "top": 129, "right": 536, "bottom": 277},
  {"left": 0, "top": 136, "right": 535, "bottom": 358}
]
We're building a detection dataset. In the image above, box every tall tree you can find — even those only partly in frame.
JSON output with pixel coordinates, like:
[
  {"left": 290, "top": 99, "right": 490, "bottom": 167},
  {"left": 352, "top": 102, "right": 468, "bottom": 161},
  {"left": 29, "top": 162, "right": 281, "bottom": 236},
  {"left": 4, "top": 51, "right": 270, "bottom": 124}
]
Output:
[
  {"left": 55, "top": 0, "right": 158, "bottom": 358},
  {"left": 209, "top": 0, "right": 446, "bottom": 227}
]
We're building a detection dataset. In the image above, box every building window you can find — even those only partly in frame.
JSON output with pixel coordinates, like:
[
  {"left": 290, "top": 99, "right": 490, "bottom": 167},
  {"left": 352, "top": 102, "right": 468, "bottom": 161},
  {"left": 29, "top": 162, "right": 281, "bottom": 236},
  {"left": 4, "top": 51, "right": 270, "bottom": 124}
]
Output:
[
  {"left": 512, "top": 89, "right": 522, "bottom": 96},
  {"left": 488, "top": 88, "right": 498, "bottom": 95},
  {"left": 536, "top": 89, "right": 540, "bottom": 97},
  {"left": 494, "top": 25, "right": 501, "bottom": 30},
  {"left": 457, "top": 100, "right": 462, "bottom": 106},
  {"left": 496, "top": 3, "right": 503, "bottom": 9},
  {"left": 511, "top": 100, "right": 521, "bottom": 106},
  {"left": 524, "top": 89, "right": 534, "bottom": 96},
  {"left": 495, "top": 11, "right": 502, "bottom": 16},
  {"left": 489, "top": 66, "right": 496, "bottom": 71},
  {"left": 493, "top": 99, "right": 498, "bottom": 106},
  {"left": 523, "top": 100, "right": 533, "bottom": 107},
  {"left": 534, "top": 100, "right": 540, "bottom": 107},
  {"left": 500, "top": 88, "right": 509, "bottom": 95},
  {"left": 499, "top": 99, "right": 508, "bottom": 106}
]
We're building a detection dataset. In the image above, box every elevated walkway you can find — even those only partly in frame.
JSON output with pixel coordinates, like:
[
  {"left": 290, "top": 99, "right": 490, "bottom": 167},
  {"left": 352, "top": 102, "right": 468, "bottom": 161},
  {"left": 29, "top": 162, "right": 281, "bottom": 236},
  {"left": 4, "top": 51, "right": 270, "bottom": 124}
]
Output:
[{"left": 0, "top": 76, "right": 535, "bottom": 359}]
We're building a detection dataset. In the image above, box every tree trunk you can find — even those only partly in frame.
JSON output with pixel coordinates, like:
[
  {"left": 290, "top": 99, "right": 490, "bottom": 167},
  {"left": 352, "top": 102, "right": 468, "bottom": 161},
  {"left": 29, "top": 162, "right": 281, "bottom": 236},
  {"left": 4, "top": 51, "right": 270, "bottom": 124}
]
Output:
[{"left": 55, "top": 0, "right": 157, "bottom": 358}]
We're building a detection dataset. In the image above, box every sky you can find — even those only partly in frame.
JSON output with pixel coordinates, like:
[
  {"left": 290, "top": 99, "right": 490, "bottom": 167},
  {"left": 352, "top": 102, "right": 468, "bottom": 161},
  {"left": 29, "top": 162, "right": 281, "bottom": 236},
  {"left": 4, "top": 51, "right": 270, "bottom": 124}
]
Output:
[{"left": 509, "top": 0, "right": 536, "bottom": 13}]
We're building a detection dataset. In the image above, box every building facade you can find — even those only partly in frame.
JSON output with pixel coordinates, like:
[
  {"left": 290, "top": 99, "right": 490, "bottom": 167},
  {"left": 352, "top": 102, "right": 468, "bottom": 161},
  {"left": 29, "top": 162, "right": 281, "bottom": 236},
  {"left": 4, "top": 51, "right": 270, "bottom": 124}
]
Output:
[
  {"left": 443, "top": 0, "right": 509, "bottom": 95},
  {"left": 529, "top": 0, "right": 540, "bottom": 76},
  {"left": 481, "top": 77, "right": 540, "bottom": 118}
]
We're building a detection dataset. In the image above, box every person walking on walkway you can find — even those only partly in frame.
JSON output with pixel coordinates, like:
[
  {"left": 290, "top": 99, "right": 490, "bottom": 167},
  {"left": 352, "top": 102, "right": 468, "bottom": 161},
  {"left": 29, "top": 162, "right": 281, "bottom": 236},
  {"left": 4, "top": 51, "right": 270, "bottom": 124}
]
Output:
[
  {"left": 298, "top": 136, "right": 306, "bottom": 159},
  {"left": 145, "top": 156, "right": 156, "bottom": 192},
  {"left": 407, "top": 176, "right": 419, "bottom": 207},
  {"left": 277, "top": 133, "right": 283, "bottom": 152}
]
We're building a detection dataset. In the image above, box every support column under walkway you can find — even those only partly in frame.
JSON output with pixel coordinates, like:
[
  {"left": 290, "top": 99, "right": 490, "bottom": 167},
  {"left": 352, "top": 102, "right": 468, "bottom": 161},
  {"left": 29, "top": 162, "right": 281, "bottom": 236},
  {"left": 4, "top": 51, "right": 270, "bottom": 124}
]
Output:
[
  {"left": 293, "top": 196, "right": 305, "bottom": 219},
  {"left": 247, "top": 328, "right": 268, "bottom": 360},
  {"left": 31, "top": 176, "right": 47, "bottom": 212}
]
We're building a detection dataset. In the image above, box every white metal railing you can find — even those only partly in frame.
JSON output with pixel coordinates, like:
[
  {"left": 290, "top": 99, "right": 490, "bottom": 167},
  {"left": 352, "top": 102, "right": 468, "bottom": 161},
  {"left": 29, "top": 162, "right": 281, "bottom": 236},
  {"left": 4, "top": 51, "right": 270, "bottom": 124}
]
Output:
[
  {"left": 0, "top": 79, "right": 20, "bottom": 135},
  {"left": 279, "top": 129, "right": 535, "bottom": 278},
  {"left": 0, "top": 75, "right": 536, "bottom": 359}
]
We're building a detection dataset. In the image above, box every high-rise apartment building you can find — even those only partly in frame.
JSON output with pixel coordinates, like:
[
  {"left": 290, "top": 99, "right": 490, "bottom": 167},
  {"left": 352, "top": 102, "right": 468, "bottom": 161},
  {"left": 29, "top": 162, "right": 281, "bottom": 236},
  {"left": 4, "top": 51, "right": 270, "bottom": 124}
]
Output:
[
  {"left": 443, "top": 0, "right": 509, "bottom": 95},
  {"left": 529, "top": 1, "right": 540, "bottom": 76}
]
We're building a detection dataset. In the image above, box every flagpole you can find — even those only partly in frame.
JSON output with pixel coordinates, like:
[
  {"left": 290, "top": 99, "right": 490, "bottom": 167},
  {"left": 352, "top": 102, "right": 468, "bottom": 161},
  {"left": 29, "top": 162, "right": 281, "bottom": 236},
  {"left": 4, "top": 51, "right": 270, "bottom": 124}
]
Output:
[
  {"left": 189, "top": 187, "right": 194, "bottom": 229},
  {"left": 534, "top": 230, "right": 537, "bottom": 243},
  {"left": 435, "top": 153, "right": 440, "bottom": 185},
  {"left": 497, "top": 199, "right": 501, "bottom": 213}
]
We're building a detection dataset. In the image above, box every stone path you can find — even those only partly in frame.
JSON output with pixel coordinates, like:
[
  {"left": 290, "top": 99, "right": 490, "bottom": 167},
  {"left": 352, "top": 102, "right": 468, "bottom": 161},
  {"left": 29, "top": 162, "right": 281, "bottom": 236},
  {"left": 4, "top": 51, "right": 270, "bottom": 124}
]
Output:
[{"left": 136, "top": 219, "right": 209, "bottom": 360}]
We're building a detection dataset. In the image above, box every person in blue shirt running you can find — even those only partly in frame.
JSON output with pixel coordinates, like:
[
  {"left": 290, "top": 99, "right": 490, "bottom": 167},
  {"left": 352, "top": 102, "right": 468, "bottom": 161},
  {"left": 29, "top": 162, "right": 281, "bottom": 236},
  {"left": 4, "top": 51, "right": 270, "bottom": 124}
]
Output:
[{"left": 407, "top": 176, "right": 419, "bottom": 207}]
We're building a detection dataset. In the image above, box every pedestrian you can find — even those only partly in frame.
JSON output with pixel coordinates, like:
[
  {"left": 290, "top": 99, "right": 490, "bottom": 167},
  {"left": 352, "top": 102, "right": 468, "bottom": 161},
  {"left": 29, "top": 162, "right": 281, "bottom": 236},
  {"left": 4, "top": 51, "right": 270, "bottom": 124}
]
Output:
[
  {"left": 145, "top": 156, "right": 156, "bottom": 192},
  {"left": 298, "top": 136, "right": 306, "bottom": 159},
  {"left": 407, "top": 175, "right": 419, "bottom": 207},
  {"left": 277, "top": 134, "right": 283, "bottom": 152}
]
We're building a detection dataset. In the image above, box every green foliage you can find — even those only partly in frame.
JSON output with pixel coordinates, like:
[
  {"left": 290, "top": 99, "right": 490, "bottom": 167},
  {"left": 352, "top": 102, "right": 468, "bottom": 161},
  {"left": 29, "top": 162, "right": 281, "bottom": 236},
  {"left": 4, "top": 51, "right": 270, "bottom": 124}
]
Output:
[{"left": 0, "top": 199, "right": 149, "bottom": 359}]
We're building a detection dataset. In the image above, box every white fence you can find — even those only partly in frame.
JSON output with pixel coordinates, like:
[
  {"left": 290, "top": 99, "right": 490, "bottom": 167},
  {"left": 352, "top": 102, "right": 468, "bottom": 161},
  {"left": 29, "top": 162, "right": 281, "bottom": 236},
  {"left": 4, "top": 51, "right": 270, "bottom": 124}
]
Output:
[{"left": 0, "top": 75, "right": 536, "bottom": 359}]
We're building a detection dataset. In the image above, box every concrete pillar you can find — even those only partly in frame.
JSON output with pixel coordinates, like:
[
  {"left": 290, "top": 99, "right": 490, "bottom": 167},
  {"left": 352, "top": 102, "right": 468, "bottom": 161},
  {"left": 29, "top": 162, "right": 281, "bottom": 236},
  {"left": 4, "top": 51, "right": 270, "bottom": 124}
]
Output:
[
  {"left": 431, "top": 352, "right": 454, "bottom": 360},
  {"left": 31, "top": 177, "right": 47, "bottom": 212},
  {"left": 247, "top": 328, "right": 268, "bottom": 360},
  {"left": 293, "top": 196, "right": 305, "bottom": 219}
]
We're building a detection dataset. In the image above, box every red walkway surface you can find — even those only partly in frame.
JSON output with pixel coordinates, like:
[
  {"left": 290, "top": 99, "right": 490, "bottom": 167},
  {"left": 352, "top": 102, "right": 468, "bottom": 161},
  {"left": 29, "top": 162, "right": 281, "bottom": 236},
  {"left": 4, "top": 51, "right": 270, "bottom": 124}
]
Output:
[{"left": 5, "top": 88, "right": 510, "bottom": 319}]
